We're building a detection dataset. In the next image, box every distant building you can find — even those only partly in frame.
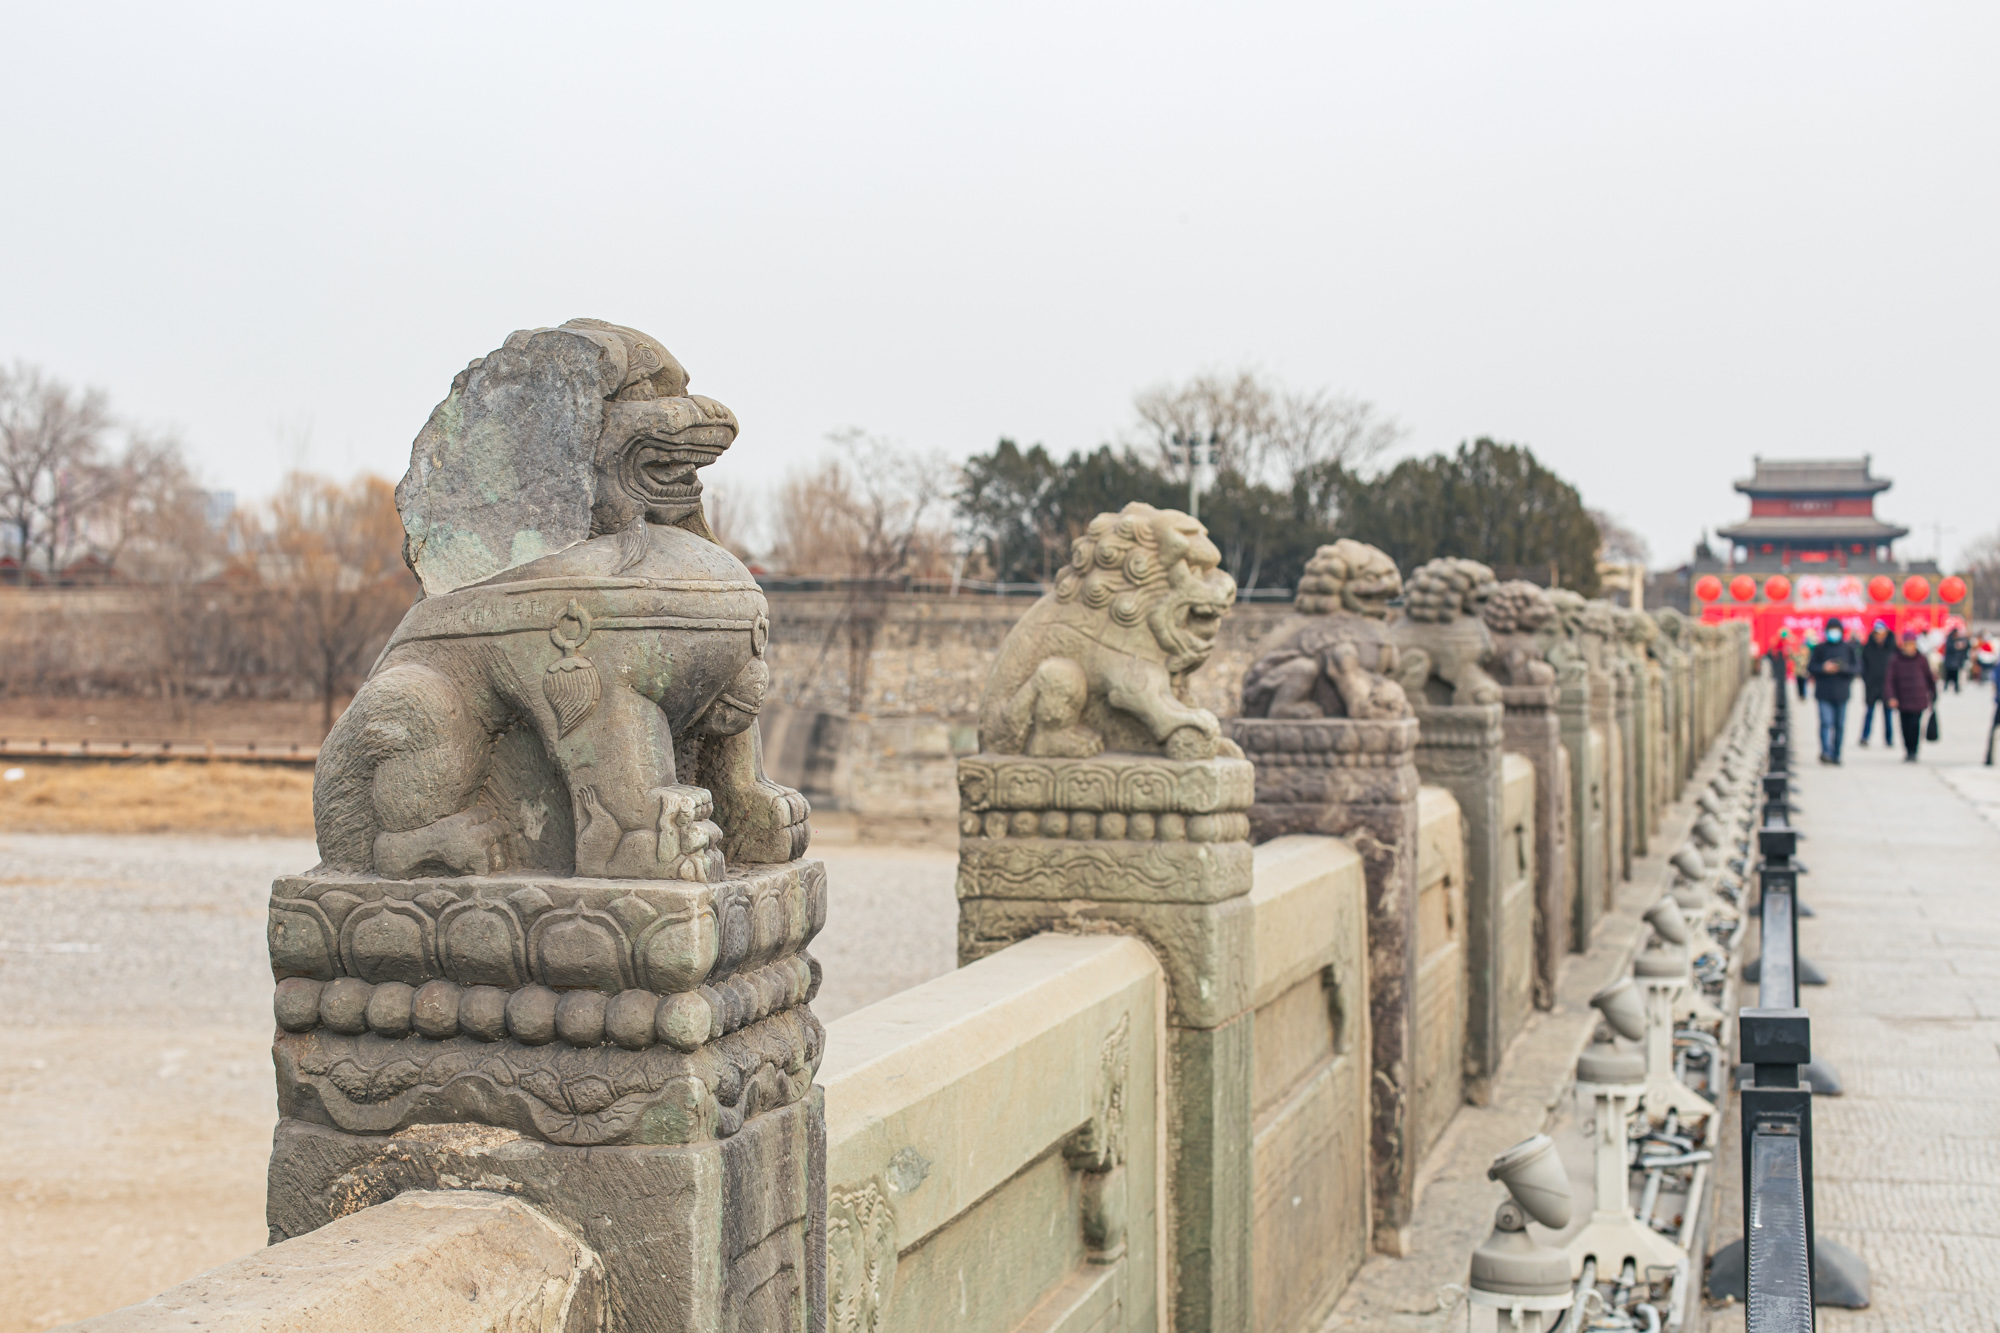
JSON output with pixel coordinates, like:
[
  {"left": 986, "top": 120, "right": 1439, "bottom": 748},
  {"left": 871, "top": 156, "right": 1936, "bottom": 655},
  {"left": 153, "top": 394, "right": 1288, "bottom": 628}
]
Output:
[{"left": 1713, "top": 456, "right": 1908, "bottom": 571}]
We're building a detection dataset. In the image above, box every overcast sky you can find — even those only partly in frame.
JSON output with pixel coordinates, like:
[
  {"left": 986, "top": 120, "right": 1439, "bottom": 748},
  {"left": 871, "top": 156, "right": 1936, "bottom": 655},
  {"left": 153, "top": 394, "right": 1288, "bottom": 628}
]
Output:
[{"left": 3, "top": 2, "right": 1993, "bottom": 567}]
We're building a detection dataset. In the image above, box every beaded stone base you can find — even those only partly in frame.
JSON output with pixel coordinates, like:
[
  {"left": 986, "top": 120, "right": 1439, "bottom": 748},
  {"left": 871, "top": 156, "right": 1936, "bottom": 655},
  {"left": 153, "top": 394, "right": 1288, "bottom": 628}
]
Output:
[{"left": 267, "top": 859, "right": 824, "bottom": 1147}]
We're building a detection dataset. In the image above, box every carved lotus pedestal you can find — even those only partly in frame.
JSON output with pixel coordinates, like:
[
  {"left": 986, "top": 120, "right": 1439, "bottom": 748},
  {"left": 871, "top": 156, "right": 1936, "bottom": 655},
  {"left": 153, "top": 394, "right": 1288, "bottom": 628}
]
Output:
[
  {"left": 955, "top": 751, "right": 1256, "bottom": 1331},
  {"left": 1223, "top": 715, "right": 1425, "bottom": 1255},
  {"left": 1499, "top": 684, "right": 1570, "bottom": 1009},
  {"left": 264, "top": 860, "right": 829, "bottom": 1333}
]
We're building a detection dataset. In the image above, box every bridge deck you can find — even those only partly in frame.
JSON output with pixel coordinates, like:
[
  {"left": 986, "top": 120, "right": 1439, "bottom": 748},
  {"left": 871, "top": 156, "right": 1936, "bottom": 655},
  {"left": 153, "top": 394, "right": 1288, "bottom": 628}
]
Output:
[{"left": 1706, "top": 683, "right": 2000, "bottom": 1332}]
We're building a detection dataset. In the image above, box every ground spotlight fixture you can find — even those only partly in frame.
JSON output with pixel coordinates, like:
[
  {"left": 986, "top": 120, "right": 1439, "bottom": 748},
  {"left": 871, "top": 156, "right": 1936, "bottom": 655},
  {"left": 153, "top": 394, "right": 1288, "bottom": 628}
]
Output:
[
  {"left": 1644, "top": 898, "right": 1690, "bottom": 947},
  {"left": 1591, "top": 978, "right": 1645, "bottom": 1043},
  {"left": 1468, "top": 1135, "right": 1575, "bottom": 1331}
]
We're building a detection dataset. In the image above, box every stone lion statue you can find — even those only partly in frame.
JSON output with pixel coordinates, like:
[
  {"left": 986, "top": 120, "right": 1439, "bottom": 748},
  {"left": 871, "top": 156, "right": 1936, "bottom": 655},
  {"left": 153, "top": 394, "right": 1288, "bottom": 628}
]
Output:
[
  {"left": 314, "top": 318, "right": 809, "bottom": 881},
  {"left": 1239, "top": 540, "right": 1412, "bottom": 720},
  {"left": 1615, "top": 605, "right": 1659, "bottom": 657},
  {"left": 1578, "top": 598, "right": 1620, "bottom": 670},
  {"left": 1652, "top": 606, "right": 1689, "bottom": 653},
  {"left": 1389, "top": 557, "right": 1504, "bottom": 706},
  {"left": 1293, "top": 537, "right": 1404, "bottom": 615},
  {"left": 1539, "top": 588, "right": 1590, "bottom": 677},
  {"left": 979, "top": 502, "right": 1241, "bottom": 760},
  {"left": 1480, "top": 580, "right": 1559, "bottom": 687}
]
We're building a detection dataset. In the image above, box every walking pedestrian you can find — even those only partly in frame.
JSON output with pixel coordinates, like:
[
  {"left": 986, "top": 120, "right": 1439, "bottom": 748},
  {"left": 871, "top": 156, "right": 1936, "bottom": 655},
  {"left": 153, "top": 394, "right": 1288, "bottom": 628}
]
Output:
[
  {"left": 1885, "top": 629, "right": 1938, "bottom": 762},
  {"left": 1858, "top": 620, "right": 1894, "bottom": 746},
  {"left": 1942, "top": 628, "right": 1970, "bottom": 693},
  {"left": 1808, "top": 616, "right": 1860, "bottom": 763},
  {"left": 1988, "top": 657, "right": 2000, "bottom": 767}
]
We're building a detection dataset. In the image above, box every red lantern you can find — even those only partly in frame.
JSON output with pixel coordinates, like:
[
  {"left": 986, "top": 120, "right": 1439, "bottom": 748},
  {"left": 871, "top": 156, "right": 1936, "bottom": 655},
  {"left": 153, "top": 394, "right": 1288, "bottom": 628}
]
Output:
[
  {"left": 1694, "top": 574, "right": 1722, "bottom": 602},
  {"left": 1764, "top": 575, "right": 1791, "bottom": 602},
  {"left": 1868, "top": 575, "right": 1895, "bottom": 603},
  {"left": 1730, "top": 574, "right": 1757, "bottom": 602},
  {"left": 1940, "top": 575, "right": 1968, "bottom": 604},
  {"left": 1903, "top": 575, "right": 1931, "bottom": 603}
]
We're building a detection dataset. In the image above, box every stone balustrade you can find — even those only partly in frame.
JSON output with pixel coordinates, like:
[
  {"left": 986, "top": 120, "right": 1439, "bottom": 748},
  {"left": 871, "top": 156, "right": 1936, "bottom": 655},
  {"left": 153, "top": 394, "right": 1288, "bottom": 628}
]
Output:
[
  {"left": 54, "top": 1191, "right": 606, "bottom": 1333},
  {"left": 49, "top": 441, "right": 1759, "bottom": 1333}
]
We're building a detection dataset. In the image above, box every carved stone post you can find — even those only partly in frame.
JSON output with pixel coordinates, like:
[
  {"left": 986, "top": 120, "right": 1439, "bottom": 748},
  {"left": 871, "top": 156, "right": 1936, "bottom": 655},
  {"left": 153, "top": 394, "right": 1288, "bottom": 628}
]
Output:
[
  {"left": 1499, "top": 682, "right": 1568, "bottom": 1008},
  {"left": 1592, "top": 662, "right": 1623, "bottom": 891},
  {"left": 1557, "top": 668, "right": 1606, "bottom": 948},
  {"left": 1482, "top": 581, "right": 1571, "bottom": 1011},
  {"left": 264, "top": 320, "right": 827, "bottom": 1333},
  {"left": 957, "top": 754, "right": 1255, "bottom": 1329},
  {"left": 1228, "top": 715, "right": 1419, "bottom": 1253},
  {"left": 1224, "top": 538, "right": 1429, "bottom": 1256},
  {"left": 1614, "top": 661, "right": 1637, "bottom": 879},
  {"left": 1410, "top": 702, "right": 1514, "bottom": 1097},
  {"left": 954, "top": 501, "right": 1253, "bottom": 1332},
  {"left": 266, "top": 864, "right": 828, "bottom": 1333}
]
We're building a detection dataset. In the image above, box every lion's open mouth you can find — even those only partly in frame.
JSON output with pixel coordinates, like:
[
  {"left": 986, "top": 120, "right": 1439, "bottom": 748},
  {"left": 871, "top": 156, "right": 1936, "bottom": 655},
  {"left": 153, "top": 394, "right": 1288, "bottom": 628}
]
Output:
[
  {"left": 627, "top": 444, "right": 710, "bottom": 505},
  {"left": 1185, "top": 603, "right": 1224, "bottom": 641}
]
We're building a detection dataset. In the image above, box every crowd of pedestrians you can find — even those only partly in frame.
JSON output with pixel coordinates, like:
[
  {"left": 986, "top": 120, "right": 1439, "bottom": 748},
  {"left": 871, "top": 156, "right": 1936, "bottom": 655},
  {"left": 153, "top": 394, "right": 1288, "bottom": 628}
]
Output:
[{"left": 1774, "top": 616, "right": 1997, "bottom": 765}]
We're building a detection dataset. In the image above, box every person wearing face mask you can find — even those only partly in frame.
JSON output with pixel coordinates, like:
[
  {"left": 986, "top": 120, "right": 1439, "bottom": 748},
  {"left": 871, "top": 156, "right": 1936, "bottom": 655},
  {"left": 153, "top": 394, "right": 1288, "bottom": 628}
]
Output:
[
  {"left": 1806, "top": 615, "right": 1860, "bottom": 763},
  {"left": 1857, "top": 620, "right": 1895, "bottom": 746}
]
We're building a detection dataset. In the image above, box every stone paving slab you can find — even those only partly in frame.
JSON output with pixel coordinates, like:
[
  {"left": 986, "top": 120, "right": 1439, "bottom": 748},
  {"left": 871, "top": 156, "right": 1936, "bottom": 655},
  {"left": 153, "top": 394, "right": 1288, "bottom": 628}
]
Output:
[{"left": 1703, "top": 686, "right": 2000, "bottom": 1333}]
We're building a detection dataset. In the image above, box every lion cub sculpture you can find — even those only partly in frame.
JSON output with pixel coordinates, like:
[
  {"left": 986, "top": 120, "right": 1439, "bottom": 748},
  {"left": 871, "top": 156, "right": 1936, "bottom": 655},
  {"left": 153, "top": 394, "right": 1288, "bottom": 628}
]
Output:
[
  {"left": 313, "top": 319, "right": 808, "bottom": 881},
  {"left": 978, "top": 503, "right": 1242, "bottom": 760},
  {"left": 1239, "top": 539, "right": 1413, "bottom": 720}
]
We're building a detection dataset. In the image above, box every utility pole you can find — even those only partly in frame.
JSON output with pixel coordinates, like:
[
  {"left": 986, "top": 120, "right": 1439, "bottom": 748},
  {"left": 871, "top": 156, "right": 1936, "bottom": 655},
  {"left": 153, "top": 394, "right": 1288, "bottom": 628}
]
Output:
[{"left": 1177, "top": 430, "right": 1215, "bottom": 522}]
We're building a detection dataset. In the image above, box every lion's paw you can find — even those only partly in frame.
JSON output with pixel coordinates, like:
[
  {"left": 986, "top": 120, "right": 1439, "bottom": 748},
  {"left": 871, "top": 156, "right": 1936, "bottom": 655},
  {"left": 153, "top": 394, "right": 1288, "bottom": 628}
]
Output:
[
  {"left": 1164, "top": 725, "right": 1219, "bottom": 762},
  {"left": 1027, "top": 726, "right": 1104, "bottom": 758},
  {"left": 373, "top": 806, "right": 510, "bottom": 880}
]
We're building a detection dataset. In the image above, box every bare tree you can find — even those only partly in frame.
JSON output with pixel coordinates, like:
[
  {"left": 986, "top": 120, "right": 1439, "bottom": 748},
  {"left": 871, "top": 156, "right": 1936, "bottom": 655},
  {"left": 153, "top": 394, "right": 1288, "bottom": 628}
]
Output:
[
  {"left": 702, "top": 483, "right": 764, "bottom": 565},
  {"left": 768, "top": 430, "right": 955, "bottom": 578},
  {"left": 0, "top": 363, "right": 112, "bottom": 575},
  {"left": 1963, "top": 529, "right": 2000, "bottom": 622},
  {"left": 248, "top": 474, "right": 416, "bottom": 736},
  {"left": 83, "top": 437, "right": 230, "bottom": 723},
  {"left": 1589, "top": 508, "right": 1651, "bottom": 565},
  {"left": 1129, "top": 368, "right": 1403, "bottom": 487}
]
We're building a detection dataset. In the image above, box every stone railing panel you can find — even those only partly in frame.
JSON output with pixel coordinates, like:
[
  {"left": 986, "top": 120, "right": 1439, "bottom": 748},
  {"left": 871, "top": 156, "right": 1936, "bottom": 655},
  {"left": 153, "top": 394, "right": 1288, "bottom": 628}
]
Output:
[
  {"left": 1246, "top": 836, "right": 1370, "bottom": 1333},
  {"left": 1498, "top": 753, "right": 1537, "bottom": 1041},
  {"left": 819, "top": 933, "right": 1164, "bottom": 1333},
  {"left": 57, "top": 1190, "right": 605, "bottom": 1333},
  {"left": 1411, "top": 784, "right": 1466, "bottom": 1168}
]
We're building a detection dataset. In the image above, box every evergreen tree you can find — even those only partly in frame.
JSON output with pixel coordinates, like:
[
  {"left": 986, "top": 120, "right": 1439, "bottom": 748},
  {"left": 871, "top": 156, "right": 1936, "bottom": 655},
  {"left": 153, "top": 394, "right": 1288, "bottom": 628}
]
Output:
[{"left": 1329, "top": 438, "right": 1601, "bottom": 594}]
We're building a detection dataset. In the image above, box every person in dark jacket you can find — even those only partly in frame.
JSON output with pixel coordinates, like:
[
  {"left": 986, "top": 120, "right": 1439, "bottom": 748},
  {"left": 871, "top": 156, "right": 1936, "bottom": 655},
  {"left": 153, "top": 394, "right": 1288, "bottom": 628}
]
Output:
[
  {"left": 1942, "top": 629, "right": 1970, "bottom": 693},
  {"left": 1858, "top": 620, "right": 1894, "bottom": 745},
  {"left": 1884, "top": 629, "right": 1937, "bottom": 761},
  {"left": 1807, "top": 616, "right": 1861, "bottom": 763}
]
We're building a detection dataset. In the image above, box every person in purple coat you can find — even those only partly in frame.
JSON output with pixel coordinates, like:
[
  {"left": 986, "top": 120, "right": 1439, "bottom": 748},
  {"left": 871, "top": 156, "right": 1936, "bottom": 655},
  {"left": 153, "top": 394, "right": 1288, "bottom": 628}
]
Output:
[{"left": 1884, "top": 629, "right": 1937, "bottom": 762}]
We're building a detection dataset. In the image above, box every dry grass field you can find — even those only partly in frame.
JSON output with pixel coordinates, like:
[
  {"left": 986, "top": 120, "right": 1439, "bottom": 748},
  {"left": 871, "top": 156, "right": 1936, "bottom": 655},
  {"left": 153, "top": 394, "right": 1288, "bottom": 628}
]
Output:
[
  {"left": 0, "top": 697, "right": 344, "bottom": 748},
  {"left": 0, "top": 760, "right": 314, "bottom": 836}
]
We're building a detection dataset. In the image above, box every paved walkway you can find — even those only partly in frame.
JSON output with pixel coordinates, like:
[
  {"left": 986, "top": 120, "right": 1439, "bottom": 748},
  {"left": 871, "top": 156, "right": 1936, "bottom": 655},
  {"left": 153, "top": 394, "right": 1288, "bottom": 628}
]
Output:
[{"left": 1705, "top": 682, "right": 2000, "bottom": 1331}]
